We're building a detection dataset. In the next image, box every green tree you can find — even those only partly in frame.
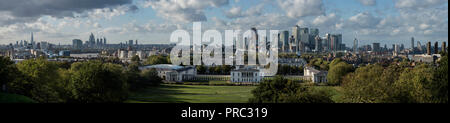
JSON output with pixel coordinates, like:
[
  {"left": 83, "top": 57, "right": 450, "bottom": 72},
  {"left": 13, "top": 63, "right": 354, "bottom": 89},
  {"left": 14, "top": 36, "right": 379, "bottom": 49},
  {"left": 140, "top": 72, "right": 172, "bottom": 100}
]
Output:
[
  {"left": 68, "top": 61, "right": 129, "bottom": 103},
  {"left": 144, "top": 55, "right": 170, "bottom": 65},
  {"left": 249, "top": 76, "right": 334, "bottom": 103},
  {"left": 393, "top": 64, "right": 434, "bottom": 103},
  {"left": 430, "top": 53, "right": 448, "bottom": 103},
  {"left": 0, "top": 56, "right": 17, "bottom": 92},
  {"left": 12, "top": 58, "right": 62, "bottom": 103},
  {"left": 140, "top": 69, "right": 163, "bottom": 86},
  {"left": 131, "top": 55, "right": 141, "bottom": 63},
  {"left": 341, "top": 65, "right": 388, "bottom": 103},
  {"left": 196, "top": 65, "right": 206, "bottom": 74},
  {"left": 327, "top": 62, "right": 354, "bottom": 86}
]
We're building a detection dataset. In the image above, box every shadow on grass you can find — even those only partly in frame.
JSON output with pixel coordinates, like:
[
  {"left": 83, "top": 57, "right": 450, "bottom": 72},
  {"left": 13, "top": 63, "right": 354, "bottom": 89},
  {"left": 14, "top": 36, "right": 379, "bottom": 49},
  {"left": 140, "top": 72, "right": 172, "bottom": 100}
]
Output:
[{"left": 128, "top": 84, "right": 200, "bottom": 103}]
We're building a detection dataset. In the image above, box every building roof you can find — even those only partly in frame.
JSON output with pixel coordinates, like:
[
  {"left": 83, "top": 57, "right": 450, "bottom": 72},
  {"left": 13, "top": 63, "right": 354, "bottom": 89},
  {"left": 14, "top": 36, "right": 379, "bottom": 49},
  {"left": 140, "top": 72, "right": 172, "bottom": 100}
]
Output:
[
  {"left": 139, "top": 64, "right": 193, "bottom": 71},
  {"left": 232, "top": 66, "right": 260, "bottom": 72},
  {"left": 305, "top": 66, "right": 321, "bottom": 73}
]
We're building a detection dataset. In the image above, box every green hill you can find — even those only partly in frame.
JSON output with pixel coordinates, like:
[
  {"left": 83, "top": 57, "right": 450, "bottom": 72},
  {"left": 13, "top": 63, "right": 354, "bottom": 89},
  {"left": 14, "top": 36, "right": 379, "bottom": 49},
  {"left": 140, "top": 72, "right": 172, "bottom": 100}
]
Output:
[{"left": 0, "top": 93, "right": 36, "bottom": 103}]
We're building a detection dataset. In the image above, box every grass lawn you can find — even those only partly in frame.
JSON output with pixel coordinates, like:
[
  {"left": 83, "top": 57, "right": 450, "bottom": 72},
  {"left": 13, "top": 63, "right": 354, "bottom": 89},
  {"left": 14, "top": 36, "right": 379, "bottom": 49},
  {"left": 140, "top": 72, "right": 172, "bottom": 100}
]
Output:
[
  {"left": 127, "top": 84, "right": 257, "bottom": 103},
  {"left": 0, "top": 93, "right": 36, "bottom": 103}
]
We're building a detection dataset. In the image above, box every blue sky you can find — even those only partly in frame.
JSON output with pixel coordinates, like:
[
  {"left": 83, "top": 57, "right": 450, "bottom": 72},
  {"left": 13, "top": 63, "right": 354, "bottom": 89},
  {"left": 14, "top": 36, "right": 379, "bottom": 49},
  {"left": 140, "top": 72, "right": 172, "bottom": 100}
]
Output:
[{"left": 0, "top": 0, "right": 448, "bottom": 47}]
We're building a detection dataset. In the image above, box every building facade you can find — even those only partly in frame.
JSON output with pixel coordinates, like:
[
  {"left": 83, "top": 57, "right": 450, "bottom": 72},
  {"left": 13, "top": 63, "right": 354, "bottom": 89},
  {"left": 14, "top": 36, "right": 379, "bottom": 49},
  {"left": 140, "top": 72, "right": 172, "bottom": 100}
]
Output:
[
  {"left": 231, "top": 67, "right": 262, "bottom": 83},
  {"left": 304, "top": 66, "right": 328, "bottom": 83}
]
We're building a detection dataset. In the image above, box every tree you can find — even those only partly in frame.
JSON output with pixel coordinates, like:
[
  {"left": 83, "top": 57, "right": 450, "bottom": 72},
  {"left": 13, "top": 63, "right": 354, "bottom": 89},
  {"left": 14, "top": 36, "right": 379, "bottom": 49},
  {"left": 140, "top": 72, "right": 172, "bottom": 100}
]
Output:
[
  {"left": 0, "top": 56, "right": 17, "bottom": 92},
  {"left": 68, "top": 61, "right": 129, "bottom": 103},
  {"left": 393, "top": 64, "right": 434, "bottom": 103},
  {"left": 430, "top": 53, "right": 448, "bottom": 103},
  {"left": 140, "top": 69, "right": 162, "bottom": 86},
  {"left": 308, "top": 58, "right": 329, "bottom": 71},
  {"left": 327, "top": 62, "right": 354, "bottom": 86},
  {"left": 249, "top": 76, "right": 334, "bottom": 103},
  {"left": 11, "top": 58, "right": 62, "bottom": 103},
  {"left": 341, "top": 62, "right": 443, "bottom": 103},
  {"left": 341, "top": 65, "right": 388, "bottom": 103},
  {"left": 196, "top": 65, "right": 206, "bottom": 74},
  {"left": 144, "top": 55, "right": 170, "bottom": 65},
  {"left": 131, "top": 55, "right": 141, "bottom": 63}
]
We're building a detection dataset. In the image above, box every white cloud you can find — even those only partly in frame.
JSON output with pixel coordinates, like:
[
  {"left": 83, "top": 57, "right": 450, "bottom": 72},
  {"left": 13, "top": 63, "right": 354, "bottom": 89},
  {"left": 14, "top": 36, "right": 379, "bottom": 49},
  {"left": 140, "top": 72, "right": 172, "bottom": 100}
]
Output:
[
  {"left": 313, "top": 13, "right": 339, "bottom": 26},
  {"left": 348, "top": 12, "right": 381, "bottom": 29},
  {"left": 395, "top": 0, "right": 448, "bottom": 9},
  {"left": 277, "top": 0, "right": 325, "bottom": 18},
  {"left": 86, "top": 5, "right": 138, "bottom": 20},
  {"left": 143, "top": 0, "right": 229, "bottom": 22},
  {"left": 225, "top": 4, "right": 264, "bottom": 19}
]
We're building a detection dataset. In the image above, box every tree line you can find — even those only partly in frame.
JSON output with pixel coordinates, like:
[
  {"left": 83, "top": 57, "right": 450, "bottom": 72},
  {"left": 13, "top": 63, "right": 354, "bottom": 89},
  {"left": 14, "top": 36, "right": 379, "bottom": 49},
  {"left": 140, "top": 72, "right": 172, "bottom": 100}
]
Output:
[
  {"left": 0, "top": 56, "right": 162, "bottom": 103},
  {"left": 250, "top": 52, "right": 448, "bottom": 103}
]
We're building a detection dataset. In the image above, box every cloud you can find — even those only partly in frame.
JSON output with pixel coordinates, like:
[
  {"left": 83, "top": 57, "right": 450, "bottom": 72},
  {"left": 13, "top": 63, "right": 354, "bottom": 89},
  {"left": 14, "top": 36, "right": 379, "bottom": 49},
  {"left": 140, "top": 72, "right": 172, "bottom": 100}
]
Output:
[
  {"left": 348, "top": 12, "right": 381, "bottom": 29},
  {"left": 0, "top": 0, "right": 135, "bottom": 25},
  {"left": 395, "top": 0, "right": 448, "bottom": 9},
  {"left": 225, "top": 4, "right": 264, "bottom": 19},
  {"left": 143, "top": 0, "right": 229, "bottom": 22},
  {"left": 358, "top": 0, "right": 377, "bottom": 6},
  {"left": 277, "top": 0, "right": 325, "bottom": 18},
  {"left": 313, "top": 13, "right": 340, "bottom": 27}
]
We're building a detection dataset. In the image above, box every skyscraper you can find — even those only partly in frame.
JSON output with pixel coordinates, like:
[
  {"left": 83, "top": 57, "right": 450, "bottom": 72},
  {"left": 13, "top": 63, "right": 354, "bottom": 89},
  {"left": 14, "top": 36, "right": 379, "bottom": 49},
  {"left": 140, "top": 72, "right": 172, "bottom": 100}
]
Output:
[
  {"left": 442, "top": 42, "right": 447, "bottom": 53},
  {"left": 411, "top": 37, "right": 415, "bottom": 50},
  {"left": 72, "top": 39, "right": 83, "bottom": 49},
  {"left": 417, "top": 41, "right": 423, "bottom": 53},
  {"left": 427, "top": 41, "right": 431, "bottom": 55},
  {"left": 325, "top": 33, "right": 331, "bottom": 51},
  {"left": 89, "top": 33, "right": 95, "bottom": 48},
  {"left": 309, "top": 28, "right": 319, "bottom": 48},
  {"left": 292, "top": 26, "right": 300, "bottom": 53},
  {"left": 129, "top": 40, "right": 134, "bottom": 46},
  {"left": 280, "top": 31, "right": 289, "bottom": 52},
  {"left": 394, "top": 44, "right": 400, "bottom": 56},
  {"left": 330, "top": 34, "right": 342, "bottom": 51},
  {"left": 373, "top": 43, "right": 380, "bottom": 53},
  {"left": 299, "top": 27, "right": 309, "bottom": 52},
  {"left": 314, "top": 35, "right": 322, "bottom": 52},
  {"left": 353, "top": 38, "right": 359, "bottom": 53},
  {"left": 434, "top": 42, "right": 439, "bottom": 54}
]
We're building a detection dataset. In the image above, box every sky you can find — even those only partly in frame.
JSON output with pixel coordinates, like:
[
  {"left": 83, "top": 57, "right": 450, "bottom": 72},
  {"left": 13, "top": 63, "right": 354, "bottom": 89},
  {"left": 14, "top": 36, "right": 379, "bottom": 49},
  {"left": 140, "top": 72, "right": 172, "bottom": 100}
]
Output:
[{"left": 0, "top": 0, "right": 448, "bottom": 47}]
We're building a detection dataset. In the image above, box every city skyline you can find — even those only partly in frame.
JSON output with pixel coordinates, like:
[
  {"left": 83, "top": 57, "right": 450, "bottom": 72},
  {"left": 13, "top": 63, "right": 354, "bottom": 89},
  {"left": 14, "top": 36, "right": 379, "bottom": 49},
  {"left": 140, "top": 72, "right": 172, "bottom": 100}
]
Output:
[{"left": 0, "top": 0, "right": 448, "bottom": 47}]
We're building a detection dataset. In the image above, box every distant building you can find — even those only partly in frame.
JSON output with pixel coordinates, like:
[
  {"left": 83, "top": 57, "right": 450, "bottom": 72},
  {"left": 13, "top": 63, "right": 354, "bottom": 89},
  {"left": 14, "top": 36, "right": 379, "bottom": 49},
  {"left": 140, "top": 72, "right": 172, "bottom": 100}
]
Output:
[
  {"left": 304, "top": 66, "right": 328, "bottom": 83},
  {"left": 59, "top": 50, "right": 70, "bottom": 57},
  {"left": 410, "top": 54, "right": 441, "bottom": 63},
  {"left": 231, "top": 66, "right": 262, "bottom": 83},
  {"left": 427, "top": 42, "right": 432, "bottom": 55},
  {"left": 139, "top": 64, "right": 196, "bottom": 82},
  {"left": 373, "top": 43, "right": 380, "bottom": 53},
  {"left": 314, "top": 35, "right": 322, "bottom": 52},
  {"left": 72, "top": 39, "right": 83, "bottom": 49},
  {"left": 280, "top": 31, "right": 289, "bottom": 52},
  {"left": 353, "top": 38, "right": 359, "bottom": 53},
  {"left": 442, "top": 42, "right": 447, "bottom": 53},
  {"left": 434, "top": 42, "right": 439, "bottom": 54},
  {"left": 129, "top": 40, "right": 134, "bottom": 46}
]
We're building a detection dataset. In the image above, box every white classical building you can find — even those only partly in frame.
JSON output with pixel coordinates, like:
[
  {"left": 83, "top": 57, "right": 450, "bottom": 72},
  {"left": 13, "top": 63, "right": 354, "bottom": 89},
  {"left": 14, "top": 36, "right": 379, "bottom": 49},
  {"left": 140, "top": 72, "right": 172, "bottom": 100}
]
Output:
[
  {"left": 231, "top": 66, "right": 262, "bottom": 83},
  {"left": 139, "top": 64, "right": 196, "bottom": 82},
  {"left": 304, "top": 66, "right": 328, "bottom": 83}
]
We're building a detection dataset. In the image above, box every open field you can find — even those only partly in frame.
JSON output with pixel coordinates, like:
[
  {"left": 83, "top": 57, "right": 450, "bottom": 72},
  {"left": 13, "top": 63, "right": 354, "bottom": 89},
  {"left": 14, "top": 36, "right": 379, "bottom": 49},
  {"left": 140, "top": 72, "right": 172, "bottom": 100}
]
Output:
[{"left": 127, "top": 84, "right": 257, "bottom": 103}]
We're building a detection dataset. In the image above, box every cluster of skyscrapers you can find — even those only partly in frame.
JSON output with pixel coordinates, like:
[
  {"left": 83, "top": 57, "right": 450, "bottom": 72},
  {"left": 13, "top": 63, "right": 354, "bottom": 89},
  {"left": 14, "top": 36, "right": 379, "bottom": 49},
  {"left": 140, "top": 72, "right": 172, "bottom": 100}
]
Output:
[
  {"left": 72, "top": 33, "right": 107, "bottom": 49},
  {"left": 410, "top": 37, "right": 447, "bottom": 55},
  {"left": 279, "top": 25, "right": 343, "bottom": 54}
]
